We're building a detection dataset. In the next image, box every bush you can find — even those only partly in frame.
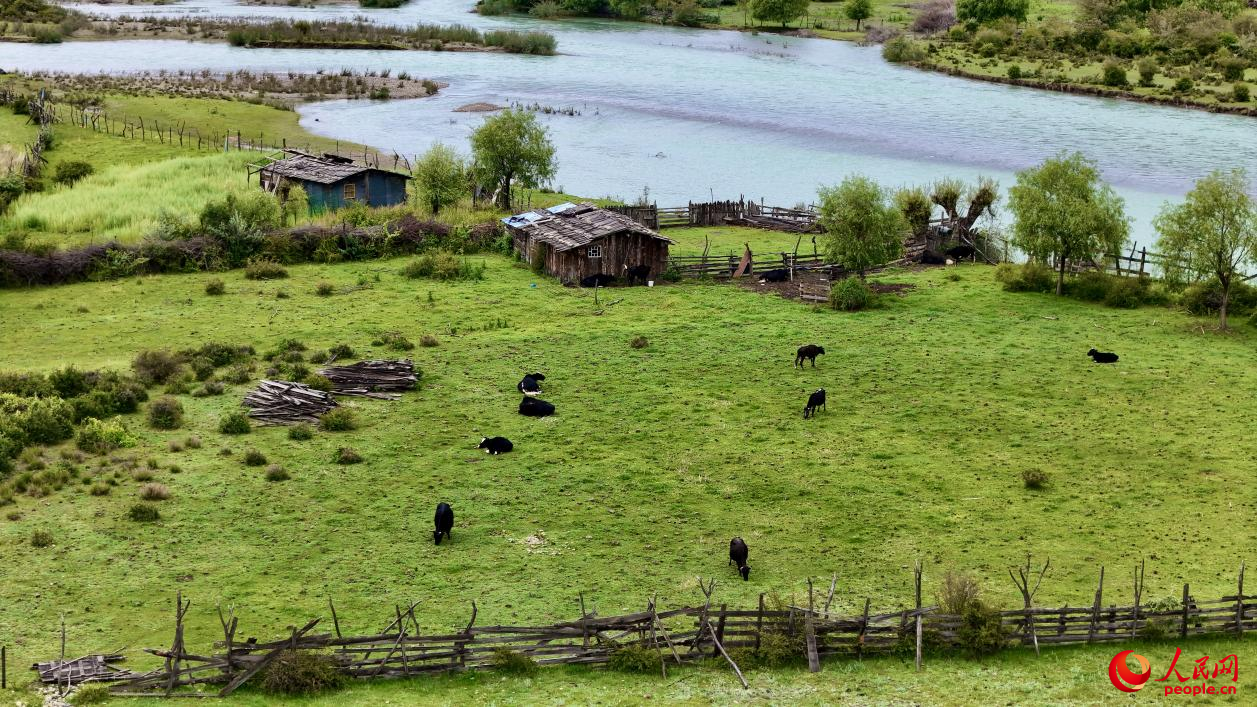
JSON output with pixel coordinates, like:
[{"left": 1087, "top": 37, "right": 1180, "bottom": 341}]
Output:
[
  {"left": 205, "top": 279, "right": 226, "bottom": 296},
  {"left": 1006, "top": 64, "right": 1021, "bottom": 80},
  {"left": 244, "top": 449, "right": 268, "bottom": 466},
  {"left": 314, "top": 281, "right": 335, "bottom": 296},
  {"left": 629, "top": 335, "right": 649, "bottom": 349},
  {"left": 1102, "top": 277, "right": 1148, "bottom": 309},
  {"left": 956, "top": 600, "right": 1007, "bottom": 657},
  {"left": 1181, "top": 278, "right": 1257, "bottom": 317},
  {"left": 139, "top": 482, "right": 171, "bottom": 501},
  {"left": 399, "top": 251, "right": 486, "bottom": 281},
  {"left": 53, "top": 161, "right": 94, "bottom": 187},
  {"left": 131, "top": 469, "right": 154, "bottom": 482},
  {"left": 30, "top": 529, "right": 54, "bottom": 547},
  {"left": 89, "top": 482, "right": 111, "bottom": 496},
  {"left": 319, "top": 408, "right": 357, "bottom": 431},
  {"left": 1173, "top": 77, "right": 1193, "bottom": 93},
  {"left": 69, "top": 683, "right": 112, "bottom": 705},
  {"left": 1101, "top": 60, "right": 1128, "bottom": 87},
  {"left": 76, "top": 417, "right": 137, "bottom": 454},
  {"left": 335, "top": 447, "right": 363, "bottom": 464},
  {"left": 222, "top": 364, "right": 254, "bottom": 385},
  {"left": 419, "top": 334, "right": 440, "bottom": 348},
  {"left": 1064, "top": 270, "right": 1111, "bottom": 302},
  {"left": 10, "top": 396, "right": 75, "bottom": 444},
  {"left": 490, "top": 648, "right": 538, "bottom": 675},
  {"left": 994, "top": 262, "right": 1054, "bottom": 293},
  {"left": 133, "top": 349, "right": 183, "bottom": 385},
  {"left": 185, "top": 435, "right": 202, "bottom": 449},
  {"left": 327, "top": 343, "right": 355, "bottom": 360},
  {"left": 372, "top": 332, "right": 414, "bottom": 351},
  {"left": 265, "top": 464, "right": 290, "bottom": 482},
  {"left": 259, "top": 651, "right": 345, "bottom": 696},
  {"left": 607, "top": 643, "right": 662, "bottom": 673},
  {"left": 1234, "top": 83, "right": 1250, "bottom": 103},
  {"left": 936, "top": 570, "right": 982, "bottom": 615},
  {"left": 244, "top": 259, "right": 289, "bottom": 280},
  {"left": 218, "top": 411, "right": 252, "bottom": 435},
  {"left": 882, "top": 36, "right": 927, "bottom": 63},
  {"left": 830, "top": 277, "right": 873, "bottom": 311},
  {"left": 128, "top": 503, "right": 161, "bottom": 522},
  {"left": 1136, "top": 58, "right": 1157, "bottom": 87},
  {"left": 303, "top": 374, "right": 333, "bottom": 392},
  {"left": 288, "top": 423, "right": 315, "bottom": 441},
  {"left": 193, "top": 381, "right": 226, "bottom": 397},
  {"left": 164, "top": 375, "right": 193, "bottom": 395},
  {"left": 1021, "top": 468, "right": 1049, "bottom": 489},
  {"left": 147, "top": 396, "right": 184, "bottom": 429}
]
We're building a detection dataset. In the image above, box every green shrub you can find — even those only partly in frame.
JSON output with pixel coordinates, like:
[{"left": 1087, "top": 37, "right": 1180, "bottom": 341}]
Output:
[
  {"left": 139, "top": 482, "right": 171, "bottom": 501},
  {"left": 218, "top": 411, "right": 252, "bottom": 435},
  {"left": 76, "top": 417, "right": 137, "bottom": 454},
  {"left": 936, "top": 569, "right": 982, "bottom": 615},
  {"left": 9, "top": 396, "right": 75, "bottom": 444},
  {"left": 1065, "top": 270, "right": 1111, "bottom": 302},
  {"left": 147, "top": 396, "right": 184, "bottom": 429},
  {"left": 490, "top": 648, "right": 538, "bottom": 675},
  {"left": 1101, "top": 60, "right": 1128, "bottom": 87},
  {"left": 244, "top": 258, "right": 289, "bottom": 280},
  {"left": 1021, "top": 468, "right": 1049, "bottom": 489},
  {"left": 265, "top": 464, "right": 290, "bottom": 482},
  {"left": 131, "top": 469, "right": 154, "bottom": 483},
  {"left": 1136, "top": 58, "right": 1157, "bottom": 87},
  {"left": 302, "top": 374, "right": 333, "bottom": 392},
  {"left": 629, "top": 335, "right": 649, "bottom": 349},
  {"left": 266, "top": 339, "right": 307, "bottom": 361},
  {"left": 328, "top": 343, "right": 355, "bottom": 360},
  {"left": 189, "top": 356, "right": 216, "bottom": 381},
  {"left": 372, "top": 332, "right": 414, "bottom": 351},
  {"left": 222, "top": 364, "right": 254, "bottom": 385},
  {"left": 1173, "top": 76, "right": 1193, "bottom": 93},
  {"left": 1102, "top": 277, "right": 1148, "bottom": 309},
  {"left": 259, "top": 650, "right": 344, "bottom": 696},
  {"left": 133, "top": 349, "right": 183, "bottom": 385},
  {"left": 164, "top": 375, "right": 194, "bottom": 395},
  {"left": 288, "top": 424, "right": 315, "bottom": 441},
  {"left": 69, "top": 683, "right": 112, "bottom": 705},
  {"left": 128, "top": 503, "right": 161, "bottom": 522},
  {"left": 185, "top": 435, "right": 203, "bottom": 449},
  {"left": 319, "top": 408, "right": 357, "bottom": 432},
  {"left": 994, "top": 262, "right": 1054, "bottom": 293},
  {"left": 244, "top": 449, "right": 268, "bottom": 466},
  {"left": 315, "top": 281, "right": 335, "bottom": 296},
  {"left": 205, "top": 279, "right": 226, "bottom": 296},
  {"left": 400, "top": 251, "right": 486, "bottom": 281},
  {"left": 30, "top": 529, "right": 54, "bottom": 547},
  {"left": 956, "top": 600, "right": 1007, "bottom": 657},
  {"left": 334, "top": 447, "right": 363, "bottom": 464},
  {"left": 89, "top": 482, "right": 111, "bottom": 496},
  {"left": 830, "top": 277, "right": 873, "bottom": 311},
  {"left": 607, "top": 643, "right": 662, "bottom": 673},
  {"left": 1181, "top": 278, "right": 1257, "bottom": 317},
  {"left": 53, "top": 160, "right": 94, "bottom": 186},
  {"left": 1234, "top": 83, "right": 1250, "bottom": 103},
  {"left": 419, "top": 334, "right": 440, "bottom": 348},
  {"left": 193, "top": 381, "right": 226, "bottom": 397},
  {"left": 882, "top": 35, "right": 927, "bottom": 63}
]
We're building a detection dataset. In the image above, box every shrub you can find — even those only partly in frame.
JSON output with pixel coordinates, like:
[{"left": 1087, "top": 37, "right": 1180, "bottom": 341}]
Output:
[
  {"left": 244, "top": 449, "right": 268, "bottom": 466},
  {"left": 30, "top": 529, "right": 54, "bottom": 547},
  {"left": 936, "top": 570, "right": 982, "bottom": 615},
  {"left": 12, "top": 397, "right": 75, "bottom": 444},
  {"left": 1021, "top": 468, "right": 1049, "bottom": 489},
  {"left": 1234, "top": 83, "right": 1250, "bottom": 103},
  {"left": 193, "top": 381, "right": 226, "bottom": 397},
  {"left": 244, "top": 258, "right": 289, "bottom": 280},
  {"left": 629, "top": 335, "right": 649, "bottom": 349},
  {"left": 222, "top": 364, "right": 254, "bottom": 385},
  {"left": 319, "top": 408, "right": 357, "bottom": 431},
  {"left": 302, "top": 374, "right": 333, "bottom": 392},
  {"left": 259, "top": 650, "right": 344, "bottom": 696},
  {"left": 1136, "top": 58, "right": 1157, "bottom": 87},
  {"left": 1006, "top": 64, "right": 1021, "bottom": 80},
  {"left": 288, "top": 423, "right": 314, "bottom": 441},
  {"left": 131, "top": 469, "right": 155, "bottom": 483},
  {"left": 53, "top": 160, "right": 94, "bottom": 186},
  {"left": 882, "top": 36, "right": 927, "bottom": 63},
  {"left": 69, "top": 683, "right": 112, "bottom": 705},
  {"left": 185, "top": 435, "right": 202, "bottom": 449},
  {"left": 266, "top": 339, "right": 307, "bottom": 360},
  {"left": 399, "top": 251, "right": 485, "bottom": 281},
  {"left": 189, "top": 357, "right": 216, "bottom": 381},
  {"left": 164, "top": 375, "right": 193, "bottom": 395},
  {"left": 218, "top": 411, "right": 252, "bottom": 435},
  {"left": 956, "top": 599, "right": 1006, "bottom": 657},
  {"left": 139, "top": 482, "right": 171, "bottom": 501},
  {"left": 315, "top": 281, "right": 335, "bottom": 296},
  {"left": 372, "top": 332, "right": 414, "bottom": 351},
  {"left": 205, "top": 279, "right": 226, "bottom": 296},
  {"left": 147, "top": 396, "right": 184, "bottom": 429},
  {"left": 76, "top": 417, "right": 137, "bottom": 454},
  {"left": 830, "top": 278, "right": 873, "bottom": 311},
  {"left": 1102, "top": 277, "right": 1148, "bottom": 309},
  {"left": 265, "top": 464, "right": 290, "bottom": 482},
  {"left": 335, "top": 447, "right": 363, "bottom": 464},
  {"left": 1101, "top": 60, "right": 1128, "bottom": 87},
  {"left": 994, "top": 261, "right": 1054, "bottom": 293},
  {"left": 1173, "top": 76, "right": 1193, "bottom": 93},
  {"left": 133, "top": 349, "right": 183, "bottom": 385},
  {"left": 89, "top": 482, "right": 111, "bottom": 496},
  {"left": 128, "top": 503, "right": 161, "bottom": 522},
  {"left": 327, "top": 343, "right": 355, "bottom": 360},
  {"left": 419, "top": 334, "right": 440, "bottom": 348},
  {"left": 607, "top": 643, "right": 662, "bottom": 673},
  {"left": 1181, "top": 278, "right": 1257, "bottom": 317},
  {"left": 1065, "top": 270, "right": 1111, "bottom": 302},
  {"left": 490, "top": 648, "right": 538, "bottom": 675}
]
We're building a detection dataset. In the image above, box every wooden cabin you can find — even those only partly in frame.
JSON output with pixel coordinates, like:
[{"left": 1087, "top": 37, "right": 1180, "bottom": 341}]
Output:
[
  {"left": 253, "top": 150, "right": 409, "bottom": 212},
  {"left": 502, "top": 203, "right": 673, "bottom": 285}
]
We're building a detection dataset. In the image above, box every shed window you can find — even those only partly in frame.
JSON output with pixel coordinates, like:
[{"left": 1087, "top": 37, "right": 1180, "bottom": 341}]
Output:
[
  {"left": 587, "top": 244, "right": 602, "bottom": 258},
  {"left": 343, "top": 183, "right": 357, "bottom": 201}
]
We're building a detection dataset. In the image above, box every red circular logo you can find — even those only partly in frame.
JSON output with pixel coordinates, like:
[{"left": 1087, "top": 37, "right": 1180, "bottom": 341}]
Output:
[{"left": 1109, "top": 650, "right": 1152, "bottom": 692}]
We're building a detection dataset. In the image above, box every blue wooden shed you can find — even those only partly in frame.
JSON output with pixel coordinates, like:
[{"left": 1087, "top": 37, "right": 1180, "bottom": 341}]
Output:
[{"left": 254, "top": 150, "right": 410, "bottom": 212}]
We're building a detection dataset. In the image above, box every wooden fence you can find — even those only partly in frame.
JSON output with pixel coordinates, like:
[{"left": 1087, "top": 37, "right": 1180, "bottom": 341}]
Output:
[
  {"left": 611, "top": 199, "right": 820, "bottom": 233},
  {"left": 666, "top": 251, "right": 828, "bottom": 278}
]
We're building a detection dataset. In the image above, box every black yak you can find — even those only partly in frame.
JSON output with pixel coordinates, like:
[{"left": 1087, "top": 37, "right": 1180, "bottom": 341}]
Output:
[
  {"left": 1088, "top": 348, "right": 1119, "bottom": 364},
  {"left": 623, "top": 264, "right": 651, "bottom": 285},
  {"left": 804, "top": 388, "right": 826, "bottom": 419},
  {"left": 728, "top": 537, "right": 751, "bottom": 581},
  {"left": 519, "top": 397, "right": 555, "bottom": 417},
  {"left": 518, "top": 373, "right": 545, "bottom": 397},
  {"left": 478, "top": 437, "right": 513, "bottom": 455},
  {"left": 759, "top": 268, "right": 789, "bottom": 283},
  {"left": 945, "top": 244, "right": 976, "bottom": 260},
  {"left": 580, "top": 273, "right": 616, "bottom": 288},
  {"left": 434, "top": 502, "right": 454, "bottom": 545},
  {"left": 919, "top": 250, "right": 947, "bottom": 265},
  {"left": 795, "top": 344, "right": 825, "bottom": 368}
]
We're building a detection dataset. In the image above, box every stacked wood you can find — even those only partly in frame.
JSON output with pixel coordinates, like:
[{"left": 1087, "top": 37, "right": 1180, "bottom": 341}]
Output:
[
  {"left": 32, "top": 654, "right": 143, "bottom": 685},
  {"left": 242, "top": 380, "right": 337, "bottom": 423},
  {"left": 319, "top": 360, "right": 417, "bottom": 400}
]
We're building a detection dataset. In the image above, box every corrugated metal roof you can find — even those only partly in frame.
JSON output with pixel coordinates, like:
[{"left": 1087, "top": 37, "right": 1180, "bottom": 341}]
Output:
[{"left": 502, "top": 203, "right": 672, "bottom": 252}]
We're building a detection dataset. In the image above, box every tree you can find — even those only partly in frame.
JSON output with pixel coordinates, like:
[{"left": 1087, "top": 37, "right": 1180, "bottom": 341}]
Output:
[
  {"left": 894, "top": 186, "right": 933, "bottom": 241},
  {"left": 1008, "top": 152, "right": 1129, "bottom": 296},
  {"left": 1154, "top": 169, "right": 1257, "bottom": 329},
  {"left": 413, "top": 143, "right": 468, "bottom": 215},
  {"left": 470, "top": 109, "right": 557, "bottom": 210},
  {"left": 749, "top": 0, "right": 808, "bottom": 28},
  {"left": 956, "top": 0, "right": 1029, "bottom": 24},
  {"left": 818, "top": 176, "right": 908, "bottom": 279},
  {"left": 930, "top": 176, "right": 998, "bottom": 240},
  {"left": 845, "top": 0, "right": 872, "bottom": 30}
]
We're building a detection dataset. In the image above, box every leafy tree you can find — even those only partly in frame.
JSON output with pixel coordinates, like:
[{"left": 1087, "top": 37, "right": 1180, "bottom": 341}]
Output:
[
  {"left": 1008, "top": 152, "right": 1129, "bottom": 296},
  {"left": 749, "top": 0, "right": 808, "bottom": 28},
  {"left": 956, "top": 0, "right": 1028, "bottom": 25},
  {"left": 818, "top": 176, "right": 908, "bottom": 279},
  {"left": 412, "top": 142, "right": 468, "bottom": 215},
  {"left": 470, "top": 109, "right": 557, "bottom": 210},
  {"left": 845, "top": 0, "right": 872, "bottom": 30},
  {"left": 1154, "top": 169, "right": 1257, "bottom": 329},
  {"left": 931, "top": 176, "right": 998, "bottom": 238},
  {"left": 894, "top": 186, "right": 933, "bottom": 240}
]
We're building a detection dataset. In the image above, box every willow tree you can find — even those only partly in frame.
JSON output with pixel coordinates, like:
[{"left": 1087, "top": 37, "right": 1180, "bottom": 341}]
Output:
[
  {"left": 413, "top": 143, "right": 468, "bottom": 215},
  {"left": 930, "top": 176, "right": 998, "bottom": 239},
  {"left": 470, "top": 109, "right": 556, "bottom": 210},
  {"left": 818, "top": 176, "right": 908, "bottom": 279},
  {"left": 1008, "top": 152, "right": 1129, "bottom": 296},
  {"left": 1155, "top": 169, "right": 1257, "bottom": 329}
]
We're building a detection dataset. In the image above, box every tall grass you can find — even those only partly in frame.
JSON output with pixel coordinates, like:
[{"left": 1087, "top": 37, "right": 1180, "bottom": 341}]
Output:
[{"left": 2, "top": 153, "right": 254, "bottom": 246}]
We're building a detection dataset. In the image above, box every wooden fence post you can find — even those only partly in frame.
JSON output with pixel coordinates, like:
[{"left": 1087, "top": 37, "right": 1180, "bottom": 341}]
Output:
[
  {"left": 754, "top": 593, "right": 764, "bottom": 653},
  {"left": 2, "top": 644, "right": 6, "bottom": 689},
  {"left": 1237, "top": 563, "right": 1246, "bottom": 637},
  {"left": 914, "top": 560, "right": 923, "bottom": 672},
  {"left": 1181, "top": 583, "right": 1190, "bottom": 639},
  {"left": 1132, "top": 558, "right": 1145, "bottom": 639},
  {"left": 1088, "top": 566, "right": 1104, "bottom": 643}
]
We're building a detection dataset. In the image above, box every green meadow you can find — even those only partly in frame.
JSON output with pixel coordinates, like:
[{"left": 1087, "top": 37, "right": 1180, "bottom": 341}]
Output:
[{"left": 0, "top": 251, "right": 1253, "bottom": 702}]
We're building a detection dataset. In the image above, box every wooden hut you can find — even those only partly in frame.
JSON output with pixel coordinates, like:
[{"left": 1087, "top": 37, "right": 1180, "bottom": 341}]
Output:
[
  {"left": 502, "top": 203, "right": 673, "bottom": 284},
  {"left": 251, "top": 150, "right": 409, "bottom": 212}
]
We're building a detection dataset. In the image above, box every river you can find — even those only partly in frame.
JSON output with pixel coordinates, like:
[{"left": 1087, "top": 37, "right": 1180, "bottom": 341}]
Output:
[{"left": 8, "top": 0, "right": 1257, "bottom": 243}]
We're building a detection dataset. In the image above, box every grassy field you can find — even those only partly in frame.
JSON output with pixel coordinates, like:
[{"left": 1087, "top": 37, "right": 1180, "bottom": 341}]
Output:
[{"left": 0, "top": 246, "right": 1253, "bottom": 702}]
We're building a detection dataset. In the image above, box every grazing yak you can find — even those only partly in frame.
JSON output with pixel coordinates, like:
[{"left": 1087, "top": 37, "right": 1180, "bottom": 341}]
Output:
[
  {"left": 478, "top": 436, "right": 513, "bottom": 455},
  {"left": 519, "top": 397, "right": 556, "bottom": 417},
  {"left": 1088, "top": 348, "right": 1119, "bottom": 364},
  {"left": 759, "top": 268, "right": 789, "bottom": 283},
  {"left": 945, "top": 244, "right": 976, "bottom": 260},
  {"left": 580, "top": 273, "right": 616, "bottom": 288},
  {"left": 623, "top": 264, "right": 651, "bottom": 285},
  {"left": 795, "top": 344, "right": 825, "bottom": 368},
  {"left": 434, "top": 502, "right": 454, "bottom": 545},
  {"left": 919, "top": 250, "right": 947, "bottom": 265},
  {"left": 804, "top": 388, "right": 826, "bottom": 419},
  {"left": 728, "top": 537, "right": 751, "bottom": 581},
  {"left": 518, "top": 373, "right": 545, "bottom": 397}
]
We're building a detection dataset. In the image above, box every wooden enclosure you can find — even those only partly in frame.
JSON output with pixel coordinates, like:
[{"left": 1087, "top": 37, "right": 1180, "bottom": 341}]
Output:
[{"left": 504, "top": 203, "right": 673, "bottom": 285}]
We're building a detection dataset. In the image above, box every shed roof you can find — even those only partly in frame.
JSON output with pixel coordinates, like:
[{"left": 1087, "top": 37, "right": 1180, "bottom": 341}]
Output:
[
  {"left": 502, "top": 203, "right": 672, "bottom": 252},
  {"left": 259, "top": 151, "right": 409, "bottom": 185}
]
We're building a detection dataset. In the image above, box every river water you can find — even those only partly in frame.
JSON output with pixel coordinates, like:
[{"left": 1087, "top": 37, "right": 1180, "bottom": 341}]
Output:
[{"left": 8, "top": 0, "right": 1257, "bottom": 242}]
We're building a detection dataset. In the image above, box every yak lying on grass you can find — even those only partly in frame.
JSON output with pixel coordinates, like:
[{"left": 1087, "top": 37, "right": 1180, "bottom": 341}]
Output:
[
  {"left": 478, "top": 436, "right": 513, "bottom": 455},
  {"left": 758, "top": 268, "right": 789, "bottom": 283},
  {"left": 580, "top": 273, "right": 616, "bottom": 288},
  {"left": 519, "top": 397, "right": 555, "bottom": 417},
  {"left": 518, "top": 373, "right": 545, "bottom": 396},
  {"left": 1088, "top": 348, "right": 1119, "bottom": 364}
]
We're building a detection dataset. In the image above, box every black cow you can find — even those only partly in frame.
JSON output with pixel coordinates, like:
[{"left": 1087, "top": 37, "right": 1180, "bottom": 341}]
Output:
[
  {"left": 759, "top": 268, "right": 789, "bottom": 283},
  {"left": 519, "top": 397, "right": 555, "bottom": 417},
  {"left": 518, "top": 373, "right": 545, "bottom": 397},
  {"left": 944, "top": 244, "right": 976, "bottom": 260},
  {"left": 919, "top": 250, "right": 947, "bottom": 265},
  {"left": 795, "top": 344, "right": 825, "bottom": 368},
  {"left": 1088, "top": 348, "right": 1119, "bottom": 364},
  {"left": 580, "top": 273, "right": 616, "bottom": 288},
  {"left": 803, "top": 388, "right": 826, "bottom": 419},
  {"left": 728, "top": 537, "right": 751, "bottom": 581},
  {"left": 478, "top": 436, "right": 513, "bottom": 455},
  {"left": 623, "top": 264, "right": 651, "bottom": 285},
  {"left": 434, "top": 502, "right": 454, "bottom": 545}
]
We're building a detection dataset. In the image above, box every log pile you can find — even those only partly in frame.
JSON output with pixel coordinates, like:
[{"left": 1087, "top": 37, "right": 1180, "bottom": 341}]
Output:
[
  {"left": 242, "top": 380, "right": 337, "bottom": 424},
  {"left": 319, "top": 359, "right": 417, "bottom": 400}
]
